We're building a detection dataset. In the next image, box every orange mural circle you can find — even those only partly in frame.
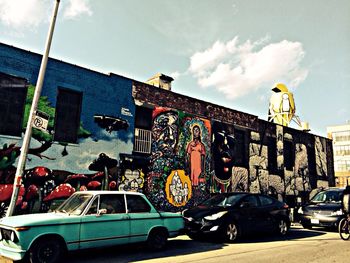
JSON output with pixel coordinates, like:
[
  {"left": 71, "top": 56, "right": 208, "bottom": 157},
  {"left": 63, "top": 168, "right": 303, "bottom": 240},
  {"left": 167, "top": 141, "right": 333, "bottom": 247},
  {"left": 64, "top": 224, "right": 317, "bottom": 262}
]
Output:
[{"left": 165, "top": 170, "right": 192, "bottom": 207}]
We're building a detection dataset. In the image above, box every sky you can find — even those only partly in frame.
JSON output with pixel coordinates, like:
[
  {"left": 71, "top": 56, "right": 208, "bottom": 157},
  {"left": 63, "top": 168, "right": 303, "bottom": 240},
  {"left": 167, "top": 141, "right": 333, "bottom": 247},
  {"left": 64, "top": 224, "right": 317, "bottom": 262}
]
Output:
[{"left": 0, "top": 0, "right": 349, "bottom": 137}]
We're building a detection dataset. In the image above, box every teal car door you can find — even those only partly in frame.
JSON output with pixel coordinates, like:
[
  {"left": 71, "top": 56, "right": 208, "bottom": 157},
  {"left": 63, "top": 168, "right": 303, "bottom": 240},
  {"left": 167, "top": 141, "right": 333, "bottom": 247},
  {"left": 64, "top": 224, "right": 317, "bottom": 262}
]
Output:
[
  {"left": 126, "top": 194, "right": 161, "bottom": 243},
  {"left": 79, "top": 194, "right": 130, "bottom": 249}
]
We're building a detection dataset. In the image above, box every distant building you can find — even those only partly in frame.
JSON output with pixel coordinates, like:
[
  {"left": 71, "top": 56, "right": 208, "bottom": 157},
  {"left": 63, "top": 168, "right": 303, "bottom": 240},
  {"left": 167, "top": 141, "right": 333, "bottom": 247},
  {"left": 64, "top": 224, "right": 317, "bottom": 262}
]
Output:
[
  {"left": 327, "top": 123, "right": 350, "bottom": 187},
  {"left": 0, "top": 42, "right": 335, "bottom": 217}
]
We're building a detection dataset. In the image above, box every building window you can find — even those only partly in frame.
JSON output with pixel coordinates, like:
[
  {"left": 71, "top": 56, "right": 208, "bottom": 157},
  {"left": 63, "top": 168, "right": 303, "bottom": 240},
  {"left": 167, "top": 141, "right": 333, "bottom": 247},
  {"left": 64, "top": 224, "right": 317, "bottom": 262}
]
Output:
[
  {"left": 133, "top": 106, "right": 153, "bottom": 154},
  {"left": 333, "top": 131, "right": 350, "bottom": 142},
  {"left": 0, "top": 73, "right": 28, "bottom": 137},
  {"left": 233, "top": 129, "right": 247, "bottom": 167},
  {"left": 135, "top": 106, "right": 153, "bottom": 130},
  {"left": 284, "top": 140, "right": 294, "bottom": 171},
  {"left": 268, "top": 137, "right": 277, "bottom": 173},
  {"left": 134, "top": 128, "right": 152, "bottom": 154},
  {"left": 54, "top": 88, "right": 82, "bottom": 143}
]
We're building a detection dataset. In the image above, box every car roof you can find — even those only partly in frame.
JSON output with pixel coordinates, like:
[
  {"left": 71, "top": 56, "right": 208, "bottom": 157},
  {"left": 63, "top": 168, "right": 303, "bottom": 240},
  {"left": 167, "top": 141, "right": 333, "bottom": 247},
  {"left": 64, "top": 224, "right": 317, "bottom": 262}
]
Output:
[
  {"left": 74, "top": 190, "right": 144, "bottom": 196},
  {"left": 322, "top": 187, "right": 344, "bottom": 192}
]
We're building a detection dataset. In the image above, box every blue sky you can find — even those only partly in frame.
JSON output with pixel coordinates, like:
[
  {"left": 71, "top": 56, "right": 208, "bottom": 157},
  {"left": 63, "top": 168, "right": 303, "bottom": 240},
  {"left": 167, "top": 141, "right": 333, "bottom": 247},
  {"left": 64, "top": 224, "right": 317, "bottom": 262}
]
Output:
[{"left": 0, "top": 0, "right": 349, "bottom": 137}]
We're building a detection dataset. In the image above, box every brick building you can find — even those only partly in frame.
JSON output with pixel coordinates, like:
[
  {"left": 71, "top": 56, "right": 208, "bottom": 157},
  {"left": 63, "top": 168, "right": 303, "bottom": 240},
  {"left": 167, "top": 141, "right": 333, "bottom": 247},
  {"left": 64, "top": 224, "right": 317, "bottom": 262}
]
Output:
[{"left": 0, "top": 42, "right": 334, "bottom": 216}]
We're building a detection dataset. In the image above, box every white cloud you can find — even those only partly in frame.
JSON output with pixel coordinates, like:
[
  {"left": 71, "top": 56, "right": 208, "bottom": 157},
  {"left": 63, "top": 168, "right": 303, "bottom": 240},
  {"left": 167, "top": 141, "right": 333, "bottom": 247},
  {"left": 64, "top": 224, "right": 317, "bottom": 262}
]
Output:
[
  {"left": 63, "top": 0, "right": 92, "bottom": 20},
  {"left": 0, "top": 0, "right": 92, "bottom": 31},
  {"left": 169, "top": 71, "right": 180, "bottom": 80},
  {"left": 0, "top": 0, "right": 50, "bottom": 29},
  {"left": 189, "top": 37, "right": 308, "bottom": 100}
]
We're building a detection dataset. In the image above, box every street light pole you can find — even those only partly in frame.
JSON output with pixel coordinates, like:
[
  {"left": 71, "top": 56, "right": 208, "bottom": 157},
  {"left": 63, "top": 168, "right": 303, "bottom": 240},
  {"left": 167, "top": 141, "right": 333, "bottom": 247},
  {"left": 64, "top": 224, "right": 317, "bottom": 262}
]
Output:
[{"left": 6, "top": 0, "right": 61, "bottom": 217}]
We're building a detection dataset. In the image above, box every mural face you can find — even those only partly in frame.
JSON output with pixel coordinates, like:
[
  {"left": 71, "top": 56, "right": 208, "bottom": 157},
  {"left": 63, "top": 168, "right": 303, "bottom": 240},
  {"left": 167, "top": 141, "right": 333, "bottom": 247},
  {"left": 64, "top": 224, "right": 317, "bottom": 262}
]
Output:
[
  {"left": 152, "top": 109, "right": 178, "bottom": 161},
  {"left": 211, "top": 121, "right": 236, "bottom": 192}
]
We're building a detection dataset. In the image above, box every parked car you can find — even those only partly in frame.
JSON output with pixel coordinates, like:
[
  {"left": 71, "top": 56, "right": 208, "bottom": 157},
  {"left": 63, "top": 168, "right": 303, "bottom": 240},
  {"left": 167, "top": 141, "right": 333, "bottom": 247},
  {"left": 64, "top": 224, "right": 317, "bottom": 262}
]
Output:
[
  {"left": 0, "top": 191, "right": 184, "bottom": 263},
  {"left": 297, "top": 187, "right": 345, "bottom": 229},
  {"left": 182, "top": 192, "right": 290, "bottom": 242}
]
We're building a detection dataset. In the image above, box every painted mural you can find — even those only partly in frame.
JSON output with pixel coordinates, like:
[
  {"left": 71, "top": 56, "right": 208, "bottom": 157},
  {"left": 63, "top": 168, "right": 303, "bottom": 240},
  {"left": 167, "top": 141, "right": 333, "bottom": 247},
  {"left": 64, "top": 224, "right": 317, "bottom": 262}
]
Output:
[
  {"left": 211, "top": 121, "right": 246, "bottom": 193},
  {"left": 146, "top": 107, "right": 211, "bottom": 212},
  {"left": 0, "top": 83, "right": 134, "bottom": 217}
]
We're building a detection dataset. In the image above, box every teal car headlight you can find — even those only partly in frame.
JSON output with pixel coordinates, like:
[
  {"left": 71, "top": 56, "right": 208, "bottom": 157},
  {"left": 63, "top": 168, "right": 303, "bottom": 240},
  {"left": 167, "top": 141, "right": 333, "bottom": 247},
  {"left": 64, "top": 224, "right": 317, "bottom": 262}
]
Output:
[
  {"left": 10, "top": 231, "right": 17, "bottom": 242},
  {"left": 331, "top": 209, "right": 343, "bottom": 216},
  {"left": 204, "top": 211, "right": 228, "bottom": 221}
]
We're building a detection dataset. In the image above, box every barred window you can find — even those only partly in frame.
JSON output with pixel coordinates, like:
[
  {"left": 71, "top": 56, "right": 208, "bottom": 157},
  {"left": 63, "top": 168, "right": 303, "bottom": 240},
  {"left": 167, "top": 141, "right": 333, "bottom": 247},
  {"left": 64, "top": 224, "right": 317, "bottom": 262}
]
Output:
[{"left": 133, "top": 128, "right": 152, "bottom": 154}]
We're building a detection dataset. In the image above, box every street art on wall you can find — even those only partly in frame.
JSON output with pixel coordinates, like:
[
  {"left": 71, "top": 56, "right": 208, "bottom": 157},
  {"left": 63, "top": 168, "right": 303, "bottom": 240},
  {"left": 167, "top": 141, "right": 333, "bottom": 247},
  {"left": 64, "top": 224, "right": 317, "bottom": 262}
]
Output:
[
  {"left": 165, "top": 170, "right": 192, "bottom": 207},
  {"left": 146, "top": 107, "right": 211, "bottom": 212},
  {"left": 118, "top": 169, "right": 144, "bottom": 192},
  {"left": 315, "top": 136, "right": 328, "bottom": 177},
  {"left": 211, "top": 121, "right": 237, "bottom": 192},
  {"left": 0, "top": 82, "right": 133, "bottom": 217}
]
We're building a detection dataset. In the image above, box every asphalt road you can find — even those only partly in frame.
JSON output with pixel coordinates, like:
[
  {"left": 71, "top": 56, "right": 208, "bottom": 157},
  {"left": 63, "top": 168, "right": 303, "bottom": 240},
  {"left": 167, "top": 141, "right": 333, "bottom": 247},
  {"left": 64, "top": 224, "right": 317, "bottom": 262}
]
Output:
[
  {"left": 2, "top": 225, "right": 350, "bottom": 263},
  {"left": 67, "top": 225, "right": 350, "bottom": 263}
]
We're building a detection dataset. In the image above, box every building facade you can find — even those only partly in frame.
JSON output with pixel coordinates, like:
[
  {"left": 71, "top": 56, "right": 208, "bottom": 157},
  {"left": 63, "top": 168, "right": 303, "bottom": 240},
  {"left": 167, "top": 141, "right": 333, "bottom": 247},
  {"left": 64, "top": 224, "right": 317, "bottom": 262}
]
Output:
[
  {"left": 0, "top": 43, "right": 334, "bottom": 217},
  {"left": 327, "top": 123, "right": 350, "bottom": 187}
]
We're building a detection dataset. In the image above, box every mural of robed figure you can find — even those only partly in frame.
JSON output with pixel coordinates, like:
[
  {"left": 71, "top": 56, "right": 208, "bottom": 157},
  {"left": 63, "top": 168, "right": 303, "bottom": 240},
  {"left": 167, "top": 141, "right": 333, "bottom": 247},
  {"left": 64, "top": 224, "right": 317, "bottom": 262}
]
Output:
[{"left": 186, "top": 125, "right": 206, "bottom": 186}]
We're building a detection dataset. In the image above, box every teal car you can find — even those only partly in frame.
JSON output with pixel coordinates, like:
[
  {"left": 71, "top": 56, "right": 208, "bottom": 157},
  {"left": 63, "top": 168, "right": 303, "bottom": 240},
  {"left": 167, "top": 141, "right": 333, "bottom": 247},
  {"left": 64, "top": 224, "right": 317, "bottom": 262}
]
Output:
[{"left": 0, "top": 191, "right": 184, "bottom": 263}]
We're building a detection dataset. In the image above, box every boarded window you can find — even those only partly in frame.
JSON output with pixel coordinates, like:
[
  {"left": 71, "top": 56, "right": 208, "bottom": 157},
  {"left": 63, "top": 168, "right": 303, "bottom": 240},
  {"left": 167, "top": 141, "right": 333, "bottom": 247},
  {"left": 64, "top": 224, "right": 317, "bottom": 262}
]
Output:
[
  {"left": 0, "top": 73, "right": 28, "bottom": 137},
  {"left": 268, "top": 137, "right": 277, "bottom": 173},
  {"left": 233, "top": 129, "right": 247, "bottom": 167},
  {"left": 54, "top": 88, "right": 82, "bottom": 143},
  {"left": 135, "top": 106, "right": 153, "bottom": 130},
  {"left": 284, "top": 140, "right": 294, "bottom": 171}
]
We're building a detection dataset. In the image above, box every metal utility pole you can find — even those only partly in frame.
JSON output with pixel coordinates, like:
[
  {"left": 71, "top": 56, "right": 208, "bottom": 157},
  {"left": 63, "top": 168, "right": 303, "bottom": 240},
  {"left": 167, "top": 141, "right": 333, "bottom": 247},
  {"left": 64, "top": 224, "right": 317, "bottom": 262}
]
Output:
[{"left": 6, "top": 0, "right": 61, "bottom": 217}]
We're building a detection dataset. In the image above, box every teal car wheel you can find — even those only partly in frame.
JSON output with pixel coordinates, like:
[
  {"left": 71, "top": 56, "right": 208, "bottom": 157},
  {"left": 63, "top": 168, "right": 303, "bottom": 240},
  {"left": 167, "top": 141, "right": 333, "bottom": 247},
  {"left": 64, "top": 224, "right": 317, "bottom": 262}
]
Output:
[
  {"left": 29, "top": 236, "right": 65, "bottom": 263},
  {"left": 147, "top": 228, "right": 168, "bottom": 250}
]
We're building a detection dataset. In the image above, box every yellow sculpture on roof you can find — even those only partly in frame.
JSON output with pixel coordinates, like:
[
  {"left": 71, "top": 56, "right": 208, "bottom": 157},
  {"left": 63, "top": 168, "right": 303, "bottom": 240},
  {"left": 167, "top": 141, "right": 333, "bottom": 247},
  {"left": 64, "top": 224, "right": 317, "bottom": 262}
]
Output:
[{"left": 268, "top": 83, "right": 301, "bottom": 127}]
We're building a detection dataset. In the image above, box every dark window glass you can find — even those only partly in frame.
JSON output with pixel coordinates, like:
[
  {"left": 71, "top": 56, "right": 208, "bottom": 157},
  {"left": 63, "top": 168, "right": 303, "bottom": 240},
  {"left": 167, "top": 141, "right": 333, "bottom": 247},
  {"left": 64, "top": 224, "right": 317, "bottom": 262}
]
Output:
[
  {"left": 126, "top": 195, "right": 151, "bottom": 213},
  {"left": 0, "top": 74, "right": 28, "bottom": 137},
  {"left": 268, "top": 137, "right": 277, "bottom": 173},
  {"left": 100, "top": 195, "right": 126, "bottom": 214},
  {"left": 284, "top": 140, "right": 294, "bottom": 171},
  {"left": 241, "top": 195, "right": 259, "bottom": 208},
  {"left": 86, "top": 197, "right": 99, "bottom": 215},
  {"left": 233, "top": 129, "right": 246, "bottom": 167},
  {"left": 259, "top": 195, "right": 274, "bottom": 206},
  {"left": 54, "top": 88, "right": 82, "bottom": 143},
  {"left": 135, "top": 106, "right": 153, "bottom": 130}
]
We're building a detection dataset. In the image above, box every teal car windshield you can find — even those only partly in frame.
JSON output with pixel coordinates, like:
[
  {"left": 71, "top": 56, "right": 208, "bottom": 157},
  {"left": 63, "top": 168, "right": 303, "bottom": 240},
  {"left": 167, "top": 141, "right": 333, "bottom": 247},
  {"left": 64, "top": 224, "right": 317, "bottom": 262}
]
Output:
[{"left": 55, "top": 193, "right": 93, "bottom": 215}]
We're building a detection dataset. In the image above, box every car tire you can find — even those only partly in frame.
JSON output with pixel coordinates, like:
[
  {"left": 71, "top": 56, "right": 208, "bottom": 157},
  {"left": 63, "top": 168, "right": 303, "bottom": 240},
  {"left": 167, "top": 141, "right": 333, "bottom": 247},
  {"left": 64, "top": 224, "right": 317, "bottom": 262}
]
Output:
[
  {"left": 277, "top": 218, "right": 289, "bottom": 236},
  {"left": 222, "top": 221, "right": 240, "bottom": 242},
  {"left": 29, "top": 236, "right": 65, "bottom": 263},
  {"left": 301, "top": 223, "right": 312, "bottom": 230},
  {"left": 188, "top": 232, "right": 202, "bottom": 241},
  {"left": 147, "top": 228, "right": 168, "bottom": 250}
]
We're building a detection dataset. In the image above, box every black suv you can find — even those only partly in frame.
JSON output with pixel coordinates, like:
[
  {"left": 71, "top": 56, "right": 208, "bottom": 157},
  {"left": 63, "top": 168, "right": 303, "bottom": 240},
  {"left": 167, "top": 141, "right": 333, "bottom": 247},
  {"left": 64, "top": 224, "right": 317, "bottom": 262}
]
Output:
[{"left": 297, "top": 188, "right": 345, "bottom": 229}]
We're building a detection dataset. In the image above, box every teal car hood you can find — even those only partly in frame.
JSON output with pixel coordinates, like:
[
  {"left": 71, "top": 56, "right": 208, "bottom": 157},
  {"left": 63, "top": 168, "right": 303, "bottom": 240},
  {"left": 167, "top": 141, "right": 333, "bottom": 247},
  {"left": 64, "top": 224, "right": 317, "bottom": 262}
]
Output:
[{"left": 0, "top": 212, "right": 80, "bottom": 228}]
